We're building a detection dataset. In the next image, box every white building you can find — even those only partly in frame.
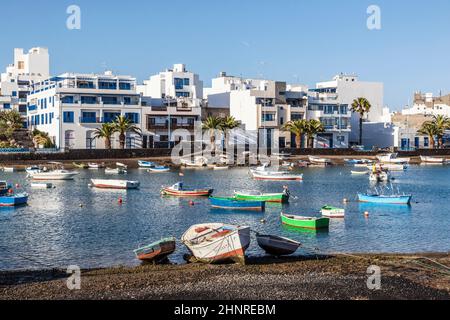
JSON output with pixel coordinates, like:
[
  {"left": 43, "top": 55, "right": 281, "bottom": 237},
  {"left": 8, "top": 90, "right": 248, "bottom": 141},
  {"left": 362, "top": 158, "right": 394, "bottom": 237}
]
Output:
[
  {"left": 0, "top": 47, "right": 50, "bottom": 117},
  {"left": 205, "top": 73, "right": 308, "bottom": 148},
  {"left": 27, "top": 71, "right": 142, "bottom": 149},
  {"left": 137, "top": 64, "right": 203, "bottom": 148},
  {"left": 309, "top": 74, "right": 384, "bottom": 147}
]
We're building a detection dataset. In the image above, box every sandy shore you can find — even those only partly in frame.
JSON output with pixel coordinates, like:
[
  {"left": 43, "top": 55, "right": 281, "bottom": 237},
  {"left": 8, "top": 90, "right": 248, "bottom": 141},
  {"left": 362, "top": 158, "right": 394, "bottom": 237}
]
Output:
[{"left": 1, "top": 254, "right": 449, "bottom": 300}]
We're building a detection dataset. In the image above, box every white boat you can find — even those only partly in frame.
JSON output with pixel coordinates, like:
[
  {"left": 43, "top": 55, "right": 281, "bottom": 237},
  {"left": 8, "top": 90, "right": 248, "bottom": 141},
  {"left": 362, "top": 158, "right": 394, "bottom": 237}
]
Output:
[
  {"left": 368, "top": 163, "right": 406, "bottom": 171},
  {"left": 351, "top": 170, "right": 369, "bottom": 175},
  {"left": 420, "top": 156, "right": 446, "bottom": 164},
  {"left": 90, "top": 179, "right": 140, "bottom": 190},
  {"left": 3, "top": 167, "right": 24, "bottom": 173},
  {"left": 105, "top": 167, "right": 127, "bottom": 174},
  {"left": 138, "top": 160, "right": 155, "bottom": 168},
  {"left": 181, "top": 223, "right": 251, "bottom": 264},
  {"left": 88, "top": 162, "right": 106, "bottom": 169},
  {"left": 116, "top": 162, "right": 128, "bottom": 168},
  {"left": 321, "top": 206, "right": 345, "bottom": 218},
  {"left": 31, "top": 170, "right": 79, "bottom": 181},
  {"left": 376, "top": 153, "right": 410, "bottom": 164},
  {"left": 308, "top": 156, "right": 332, "bottom": 165},
  {"left": 148, "top": 166, "right": 170, "bottom": 173},
  {"left": 250, "top": 169, "right": 303, "bottom": 181},
  {"left": 26, "top": 166, "right": 44, "bottom": 175},
  {"left": 180, "top": 157, "right": 208, "bottom": 168},
  {"left": 31, "top": 182, "right": 53, "bottom": 189},
  {"left": 213, "top": 166, "right": 229, "bottom": 170}
]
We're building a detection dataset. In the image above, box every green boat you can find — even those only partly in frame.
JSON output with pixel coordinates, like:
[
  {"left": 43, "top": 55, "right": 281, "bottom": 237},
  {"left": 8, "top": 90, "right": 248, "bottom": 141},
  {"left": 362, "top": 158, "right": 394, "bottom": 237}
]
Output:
[
  {"left": 234, "top": 189, "right": 290, "bottom": 203},
  {"left": 281, "top": 213, "right": 330, "bottom": 230}
]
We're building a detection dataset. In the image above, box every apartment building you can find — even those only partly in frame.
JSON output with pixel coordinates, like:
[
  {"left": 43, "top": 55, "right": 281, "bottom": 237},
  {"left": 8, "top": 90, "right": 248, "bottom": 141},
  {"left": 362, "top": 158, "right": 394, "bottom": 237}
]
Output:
[
  {"left": 138, "top": 64, "right": 203, "bottom": 148},
  {"left": 0, "top": 47, "right": 50, "bottom": 118},
  {"left": 204, "top": 73, "right": 308, "bottom": 148},
  {"left": 27, "top": 71, "right": 142, "bottom": 149},
  {"left": 308, "top": 74, "right": 384, "bottom": 148}
]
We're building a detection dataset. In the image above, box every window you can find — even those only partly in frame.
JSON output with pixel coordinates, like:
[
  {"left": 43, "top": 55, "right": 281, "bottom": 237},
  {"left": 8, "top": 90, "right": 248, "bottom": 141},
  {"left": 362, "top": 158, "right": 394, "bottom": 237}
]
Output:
[
  {"left": 175, "top": 91, "right": 190, "bottom": 98},
  {"left": 183, "top": 78, "right": 190, "bottom": 86},
  {"left": 102, "top": 96, "right": 118, "bottom": 104},
  {"left": 63, "top": 111, "right": 75, "bottom": 123},
  {"left": 103, "top": 112, "right": 121, "bottom": 123},
  {"left": 61, "top": 96, "right": 74, "bottom": 104},
  {"left": 81, "top": 96, "right": 97, "bottom": 104},
  {"left": 125, "top": 113, "right": 139, "bottom": 123},
  {"left": 81, "top": 112, "right": 97, "bottom": 123},
  {"left": 18, "top": 61, "right": 25, "bottom": 69},
  {"left": 12, "top": 91, "right": 17, "bottom": 97},
  {"left": 3, "top": 104, "right": 11, "bottom": 109},
  {"left": 119, "top": 82, "right": 131, "bottom": 90},
  {"left": 77, "top": 81, "right": 95, "bottom": 89},
  {"left": 424, "top": 137, "right": 429, "bottom": 147},
  {"left": 174, "top": 78, "right": 184, "bottom": 90},
  {"left": 98, "top": 82, "right": 117, "bottom": 90},
  {"left": 262, "top": 114, "right": 275, "bottom": 122},
  {"left": 123, "top": 97, "right": 132, "bottom": 105}
]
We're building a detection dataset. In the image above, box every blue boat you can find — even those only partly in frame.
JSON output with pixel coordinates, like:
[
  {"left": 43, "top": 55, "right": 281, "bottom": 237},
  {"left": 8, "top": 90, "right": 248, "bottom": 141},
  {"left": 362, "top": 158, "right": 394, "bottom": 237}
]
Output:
[
  {"left": 0, "top": 193, "right": 29, "bottom": 207},
  {"left": 209, "top": 197, "right": 265, "bottom": 211},
  {"left": 357, "top": 193, "right": 412, "bottom": 205},
  {"left": 138, "top": 160, "right": 155, "bottom": 168},
  {"left": 148, "top": 166, "right": 170, "bottom": 173}
]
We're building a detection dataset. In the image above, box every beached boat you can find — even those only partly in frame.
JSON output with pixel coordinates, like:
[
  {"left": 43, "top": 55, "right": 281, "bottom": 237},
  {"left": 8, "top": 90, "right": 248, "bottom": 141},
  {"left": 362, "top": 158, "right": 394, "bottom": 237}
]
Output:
[
  {"left": 234, "top": 189, "right": 290, "bottom": 203},
  {"left": 148, "top": 166, "right": 170, "bottom": 173},
  {"left": 90, "top": 179, "right": 140, "bottom": 190},
  {"left": 308, "top": 156, "right": 332, "bottom": 165},
  {"left": 181, "top": 223, "right": 251, "bottom": 264},
  {"left": 30, "top": 170, "right": 79, "bottom": 181},
  {"left": 161, "top": 182, "right": 213, "bottom": 197},
  {"left": 376, "top": 153, "right": 410, "bottom": 164},
  {"left": 256, "top": 234, "right": 301, "bottom": 256},
  {"left": 357, "top": 193, "right": 412, "bottom": 205},
  {"left": 209, "top": 197, "right": 265, "bottom": 211},
  {"left": 0, "top": 193, "right": 28, "bottom": 207},
  {"left": 72, "top": 162, "right": 88, "bottom": 169},
  {"left": 321, "top": 205, "right": 345, "bottom": 218},
  {"left": 105, "top": 167, "right": 127, "bottom": 174},
  {"left": 138, "top": 160, "right": 156, "bottom": 168},
  {"left": 281, "top": 213, "right": 330, "bottom": 230},
  {"left": 133, "top": 237, "right": 176, "bottom": 262},
  {"left": 30, "top": 182, "right": 53, "bottom": 189},
  {"left": 420, "top": 156, "right": 446, "bottom": 164}
]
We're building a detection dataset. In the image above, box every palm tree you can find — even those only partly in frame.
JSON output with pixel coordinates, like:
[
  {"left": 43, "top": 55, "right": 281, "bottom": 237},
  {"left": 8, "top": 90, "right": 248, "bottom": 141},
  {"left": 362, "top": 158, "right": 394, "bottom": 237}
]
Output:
[
  {"left": 93, "top": 123, "right": 117, "bottom": 150},
  {"left": 305, "top": 120, "right": 325, "bottom": 148},
  {"left": 221, "top": 116, "right": 240, "bottom": 151},
  {"left": 417, "top": 122, "right": 438, "bottom": 149},
  {"left": 431, "top": 115, "right": 450, "bottom": 148},
  {"left": 351, "top": 97, "right": 372, "bottom": 145},
  {"left": 202, "top": 116, "right": 223, "bottom": 152},
  {"left": 282, "top": 119, "right": 307, "bottom": 149},
  {"left": 113, "top": 115, "right": 142, "bottom": 149}
]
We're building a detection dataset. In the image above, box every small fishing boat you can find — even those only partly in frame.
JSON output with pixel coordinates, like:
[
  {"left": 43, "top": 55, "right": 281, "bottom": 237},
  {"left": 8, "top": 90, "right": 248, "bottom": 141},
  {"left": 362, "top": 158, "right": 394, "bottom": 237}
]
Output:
[
  {"left": 148, "top": 166, "right": 170, "bottom": 173},
  {"left": 90, "top": 179, "right": 140, "bottom": 190},
  {"left": 88, "top": 162, "right": 105, "bottom": 169},
  {"left": 209, "top": 197, "right": 265, "bottom": 211},
  {"left": 30, "top": 182, "right": 53, "bottom": 189},
  {"left": 116, "top": 162, "right": 128, "bottom": 168},
  {"left": 420, "top": 156, "right": 446, "bottom": 164},
  {"left": 308, "top": 156, "right": 332, "bottom": 165},
  {"left": 234, "top": 188, "right": 290, "bottom": 203},
  {"left": 161, "top": 182, "right": 213, "bottom": 197},
  {"left": 72, "top": 162, "right": 88, "bottom": 169},
  {"left": 105, "top": 167, "right": 127, "bottom": 174},
  {"left": 256, "top": 234, "right": 301, "bottom": 256},
  {"left": 368, "top": 163, "right": 406, "bottom": 171},
  {"left": 213, "top": 165, "right": 229, "bottom": 170},
  {"left": 180, "top": 157, "right": 208, "bottom": 168},
  {"left": 181, "top": 223, "right": 251, "bottom": 264},
  {"left": 376, "top": 153, "right": 410, "bottom": 164},
  {"left": 321, "top": 205, "right": 345, "bottom": 218},
  {"left": 250, "top": 167, "right": 303, "bottom": 181},
  {"left": 31, "top": 170, "right": 79, "bottom": 181},
  {"left": 133, "top": 237, "right": 176, "bottom": 262},
  {"left": 281, "top": 213, "right": 330, "bottom": 230},
  {"left": 369, "top": 171, "right": 390, "bottom": 183},
  {"left": 357, "top": 193, "right": 412, "bottom": 205},
  {"left": 0, "top": 193, "right": 28, "bottom": 207},
  {"left": 138, "top": 160, "right": 156, "bottom": 168},
  {"left": 351, "top": 170, "right": 369, "bottom": 175}
]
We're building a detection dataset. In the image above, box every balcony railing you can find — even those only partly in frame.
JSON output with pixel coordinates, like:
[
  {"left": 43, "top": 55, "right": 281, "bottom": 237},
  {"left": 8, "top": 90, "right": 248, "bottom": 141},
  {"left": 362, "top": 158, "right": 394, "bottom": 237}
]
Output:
[
  {"left": 80, "top": 117, "right": 101, "bottom": 124},
  {"left": 147, "top": 123, "right": 195, "bottom": 130}
]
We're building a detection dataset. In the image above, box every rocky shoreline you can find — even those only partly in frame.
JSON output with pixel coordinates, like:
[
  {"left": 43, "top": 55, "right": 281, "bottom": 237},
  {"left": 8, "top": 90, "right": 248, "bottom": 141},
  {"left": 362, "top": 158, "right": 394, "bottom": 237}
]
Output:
[{"left": 1, "top": 254, "right": 449, "bottom": 300}]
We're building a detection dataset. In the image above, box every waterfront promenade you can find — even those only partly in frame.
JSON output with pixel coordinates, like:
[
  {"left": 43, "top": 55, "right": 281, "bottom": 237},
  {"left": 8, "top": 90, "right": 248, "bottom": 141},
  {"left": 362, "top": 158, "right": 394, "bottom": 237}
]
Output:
[{"left": 1, "top": 254, "right": 449, "bottom": 300}]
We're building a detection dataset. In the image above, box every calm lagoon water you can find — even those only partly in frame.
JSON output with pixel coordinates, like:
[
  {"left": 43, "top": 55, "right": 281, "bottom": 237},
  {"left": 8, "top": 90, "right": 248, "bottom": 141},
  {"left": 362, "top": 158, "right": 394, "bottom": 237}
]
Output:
[{"left": 0, "top": 165, "right": 449, "bottom": 270}]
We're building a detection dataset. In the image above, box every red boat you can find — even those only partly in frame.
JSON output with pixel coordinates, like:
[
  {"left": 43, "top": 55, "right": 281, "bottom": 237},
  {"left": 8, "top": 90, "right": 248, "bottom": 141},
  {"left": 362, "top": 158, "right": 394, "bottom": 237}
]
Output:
[{"left": 161, "top": 182, "right": 213, "bottom": 197}]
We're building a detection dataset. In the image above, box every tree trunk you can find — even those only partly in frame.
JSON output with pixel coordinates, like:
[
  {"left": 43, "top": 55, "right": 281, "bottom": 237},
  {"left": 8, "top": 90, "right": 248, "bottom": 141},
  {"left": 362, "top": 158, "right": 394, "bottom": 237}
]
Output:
[
  {"left": 295, "top": 134, "right": 301, "bottom": 149},
  {"left": 119, "top": 133, "right": 125, "bottom": 149},
  {"left": 105, "top": 137, "right": 111, "bottom": 150},
  {"left": 210, "top": 134, "right": 216, "bottom": 153},
  {"left": 430, "top": 136, "right": 435, "bottom": 149},
  {"left": 359, "top": 117, "right": 363, "bottom": 145}
]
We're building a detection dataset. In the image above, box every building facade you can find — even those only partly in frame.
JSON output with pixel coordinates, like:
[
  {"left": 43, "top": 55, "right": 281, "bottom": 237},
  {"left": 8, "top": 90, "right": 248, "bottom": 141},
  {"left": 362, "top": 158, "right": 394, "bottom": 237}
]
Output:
[
  {"left": 138, "top": 64, "right": 203, "bottom": 148},
  {"left": 27, "top": 72, "right": 142, "bottom": 149},
  {"left": 0, "top": 47, "right": 50, "bottom": 118}
]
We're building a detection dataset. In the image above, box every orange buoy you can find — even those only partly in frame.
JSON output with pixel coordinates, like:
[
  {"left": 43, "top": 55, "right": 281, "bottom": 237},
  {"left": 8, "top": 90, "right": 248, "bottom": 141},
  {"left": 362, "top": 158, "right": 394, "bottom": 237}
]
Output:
[{"left": 118, "top": 197, "right": 123, "bottom": 205}]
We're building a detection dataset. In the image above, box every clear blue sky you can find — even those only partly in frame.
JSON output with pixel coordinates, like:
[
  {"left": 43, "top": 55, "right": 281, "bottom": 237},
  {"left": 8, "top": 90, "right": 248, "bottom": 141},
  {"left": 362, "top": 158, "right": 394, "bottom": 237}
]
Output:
[{"left": 2, "top": 0, "right": 450, "bottom": 110}]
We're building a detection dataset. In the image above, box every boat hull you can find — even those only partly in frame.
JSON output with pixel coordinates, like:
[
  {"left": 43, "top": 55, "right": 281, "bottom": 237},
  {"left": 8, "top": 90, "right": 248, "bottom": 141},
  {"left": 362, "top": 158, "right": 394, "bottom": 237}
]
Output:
[
  {"left": 31, "top": 172, "right": 78, "bottom": 180},
  {"left": 134, "top": 238, "right": 176, "bottom": 262},
  {"left": 321, "top": 206, "right": 345, "bottom": 218},
  {"left": 182, "top": 223, "right": 251, "bottom": 264},
  {"left": 161, "top": 187, "right": 213, "bottom": 197},
  {"left": 357, "top": 193, "right": 412, "bottom": 205},
  {"left": 0, "top": 193, "right": 28, "bottom": 207},
  {"left": 420, "top": 156, "right": 445, "bottom": 164},
  {"left": 256, "top": 235, "right": 300, "bottom": 256},
  {"left": 251, "top": 171, "right": 303, "bottom": 181},
  {"left": 281, "top": 213, "right": 330, "bottom": 230},
  {"left": 91, "top": 179, "right": 140, "bottom": 190},
  {"left": 234, "top": 192, "right": 288, "bottom": 203},
  {"left": 138, "top": 161, "right": 155, "bottom": 168},
  {"left": 209, "top": 197, "right": 265, "bottom": 211}
]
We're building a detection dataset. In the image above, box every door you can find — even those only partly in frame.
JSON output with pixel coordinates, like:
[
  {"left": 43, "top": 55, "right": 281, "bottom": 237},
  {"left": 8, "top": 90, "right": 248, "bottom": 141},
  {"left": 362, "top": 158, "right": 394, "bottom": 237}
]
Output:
[
  {"left": 414, "top": 137, "right": 420, "bottom": 149},
  {"left": 65, "top": 130, "right": 75, "bottom": 149},
  {"left": 86, "top": 130, "right": 96, "bottom": 149}
]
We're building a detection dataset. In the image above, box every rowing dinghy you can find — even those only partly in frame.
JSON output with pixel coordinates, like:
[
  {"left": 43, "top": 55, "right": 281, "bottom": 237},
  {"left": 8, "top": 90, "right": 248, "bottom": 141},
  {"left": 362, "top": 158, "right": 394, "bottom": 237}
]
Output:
[
  {"left": 161, "top": 182, "right": 213, "bottom": 197},
  {"left": 281, "top": 213, "right": 330, "bottom": 230},
  {"left": 321, "top": 205, "right": 345, "bottom": 218},
  {"left": 256, "top": 234, "right": 301, "bottom": 256},
  {"left": 134, "top": 237, "right": 176, "bottom": 262},
  {"left": 90, "top": 179, "right": 140, "bottom": 190}
]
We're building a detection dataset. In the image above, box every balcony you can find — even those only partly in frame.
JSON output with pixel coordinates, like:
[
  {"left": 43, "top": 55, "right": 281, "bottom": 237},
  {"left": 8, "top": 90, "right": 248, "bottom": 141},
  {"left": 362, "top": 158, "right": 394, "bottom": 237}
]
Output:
[
  {"left": 80, "top": 117, "right": 102, "bottom": 124},
  {"left": 147, "top": 123, "right": 195, "bottom": 131},
  {"left": 324, "top": 125, "right": 352, "bottom": 132}
]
